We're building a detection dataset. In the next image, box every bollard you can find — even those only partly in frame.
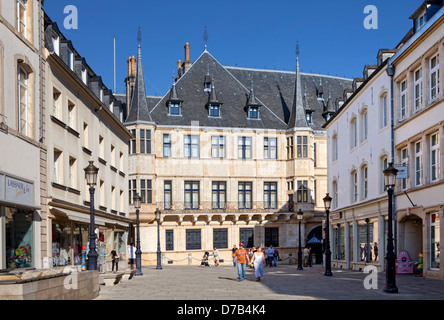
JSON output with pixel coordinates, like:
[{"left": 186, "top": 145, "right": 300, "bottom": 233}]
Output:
[
  {"left": 288, "top": 254, "right": 293, "bottom": 265},
  {"left": 162, "top": 253, "right": 166, "bottom": 265},
  {"left": 188, "top": 253, "right": 192, "bottom": 266}
]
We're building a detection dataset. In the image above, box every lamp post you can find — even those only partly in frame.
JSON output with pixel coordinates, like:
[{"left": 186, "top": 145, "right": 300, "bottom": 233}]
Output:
[
  {"left": 323, "top": 193, "right": 333, "bottom": 276},
  {"left": 383, "top": 162, "right": 399, "bottom": 293},
  {"left": 133, "top": 193, "right": 143, "bottom": 276},
  {"left": 155, "top": 208, "right": 162, "bottom": 270},
  {"left": 84, "top": 161, "right": 99, "bottom": 271},
  {"left": 297, "top": 209, "right": 304, "bottom": 270}
]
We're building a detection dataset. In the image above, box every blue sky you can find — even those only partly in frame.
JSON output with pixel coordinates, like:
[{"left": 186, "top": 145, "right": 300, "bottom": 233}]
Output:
[{"left": 44, "top": 0, "right": 421, "bottom": 97}]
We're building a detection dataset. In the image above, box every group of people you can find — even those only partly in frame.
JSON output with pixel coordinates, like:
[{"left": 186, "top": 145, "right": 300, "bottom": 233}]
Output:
[
  {"left": 108, "top": 243, "right": 137, "bottom": 273},
  {"left": 360, "top": 242, "right": 379, "bottom": 262},
  {"left": 231, "top": 244, "right": 279, "bottom": 281}
]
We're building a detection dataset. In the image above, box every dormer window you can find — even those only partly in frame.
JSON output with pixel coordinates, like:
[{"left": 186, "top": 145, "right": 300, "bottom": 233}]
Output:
[
  {"left": 169, "top": 102, "right": 181, "bottom": 115},
  {"left": 67, "top": 48, "right": 74, "bottom": 70},
  {"left": 416, "top": 12, "right": 426, "bottom": 31},
  {"left": 208, "top": 104, "right": 220, "bottom": 117},
  {"left": 248, "top": 106, "right": 259, "bottom": 119},
  {"left": 306, "top": 111, "right": 313, "bottom": 124},
  {"left": 204, "top": 82, "right": 211, "bottom": 93},
  {"left": 99, "top": 88, "right": 103, "bottom": 102},
  {"left": 81, "top": 66, "right": 87, "bottom": 84},
  {"left": 52, "top": 34, "right": 60, "bottom": 55},
  {"left": 317, "top": 92, "right": 324, "bottom": 100}
]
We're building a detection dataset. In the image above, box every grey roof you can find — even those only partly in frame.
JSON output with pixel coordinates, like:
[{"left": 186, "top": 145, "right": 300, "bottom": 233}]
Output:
[
  {"left": 125, "top": 44, "right": 153, "bottom": 124},
  {"left": 124, "top": 48, "right": 353, "bottom": 130},
  {"left": 287, "top": 57, "right": 308, "bottom": 129}
]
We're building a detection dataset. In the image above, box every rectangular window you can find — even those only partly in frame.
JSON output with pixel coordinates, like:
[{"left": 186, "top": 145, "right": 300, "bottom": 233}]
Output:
[
  {"left": 212, "top": 181, "right": 226, "bottom": 209},
  {"left": 400, "top": 80, "right": 407, "bottom": 120},
  {"left": 264, "top": 182, "right": 277, "bottom": 209},
  {"left": 297, "top": 180, "right": 308, "bottom": 203},
  {"left": 211, "top": 136, "right": 225, "bottom": 158},
  {"left": 401, "top": 148, "right": 408, "bottom": 190},
  {"left": 67, "top": 48, "right": 74, "bottom": 70},
  {"left": 209, "top": 105, "right": 220, "bottom": 117},
  {"left": 361, "top": 167, "right": 368, "bottom": 200},
  {"left": 128, "top": 179, "right": 137, "bottom": 204},
  {"left": 163, "top": 134, "right": 171, "bottom": 157},
  {"left": 140, "top": 179, "right": 152, "bottom": 204},
  {"left": 381, "top": 95, "right": 388, "bottom": 128},
  {"left": 314, "top": 143, "right": 317, "bottom": 167},
  {"left": 54, "top": 149, "right": 62, "bottom": 184},
  {"left": 18, "top": 66, "right": 28, "bottom": 135},
  {"left": 186, "top": 229, "right": 201, "bottom": 250},
  {"left": 264, "top": 137, "right": 277, "bottom": 159},
  {"left": 239, "top": 228, "right": 254, "bottom": 248},
  {"left": 99, "top": 136, "right": 104, "bottom": 159},
  {"left": 52, "top": 88, "right": 61, "bottom": 119},
  {"left": 415, "top": 141, "right": 422, "bottom": 187},
  {"left": 99, "top": 180, "right": 105, "bottom": 207},
  {"left": 333, "top": 181, "right": 338, "bottom": 209},
  {"left": 184, "top": 181, "right": 199, "bottom": 209},
  {"left": 352, "top": 171, "right": 358, "bottom": 203},
  {"left": 130, "top": 130, "right": 136, "bottom": 154},
  {"left": 164, "top": 181, "right": 172, "bottom": 210},
  {"left": 213, "top": 229, "right": 228, "bottom": 249},
  {"left": 381, "top": 157, "right": 388, "bottom": 193},
  {"left": 332, "top": 136, "right": 338, "bottom": 161},
  {"left": 350, "top": 119, "right": 357, "bottom": 148},
  {"left": 238, "top": 137, "right": 252, "bottom": 159},
  {"left": 69, "top": 157, "right": 77, "bottom": 189},
  {"left": 166, "top": 230, "right": 174, "bottom": 251},
  {"left": 140, "top": 129, "right": 151, "bottom": 154},
  {"left": 169, "top": 102, "right": 181, "bottom": 115},
  {"left": 265, "top": 228, "right": 279, "bottom": 247},
  {"left": 297, "top": 136, "right": 308, "bottom": 158},
  {"left": 430, "top": 55, "right": 440, "bottom": 101},
  {"left": 238, "top": 182, "right": 252, "bottom": 209},
  {"left": 17, "top": 0, "right": 27, "bottom": 36},
  {"left": 83, "top": 122, "right": 89, "bottom": 149},
  {"left": 184, "top": 135, "right": 199, "bottom": 158},
  {"left": 287, "top": 137, "right": 294, "bottom": 159},
  {"left": 414, "top": 68, "right": 422, "bottom": 112},
  {"left": 430, "top": 133, "right": 439, "bottom": 182},
  {"left": 68, "top": 101, "right": 76, "bottom": 129}
]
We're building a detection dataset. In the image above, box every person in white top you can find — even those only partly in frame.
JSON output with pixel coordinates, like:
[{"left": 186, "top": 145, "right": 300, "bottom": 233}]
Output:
[{"left": 128, "top": 243, "right": 136, "bottom": 270}]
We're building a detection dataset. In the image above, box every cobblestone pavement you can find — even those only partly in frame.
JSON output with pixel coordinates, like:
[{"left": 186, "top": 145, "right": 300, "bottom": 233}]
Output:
[{"left": 95, "top": 263, "right": 444, "bottom": 301}]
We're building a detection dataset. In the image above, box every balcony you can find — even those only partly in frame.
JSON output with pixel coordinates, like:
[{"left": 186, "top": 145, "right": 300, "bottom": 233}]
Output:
[{"left": 155, "top": 201, "right": 313, "bottom": 215}]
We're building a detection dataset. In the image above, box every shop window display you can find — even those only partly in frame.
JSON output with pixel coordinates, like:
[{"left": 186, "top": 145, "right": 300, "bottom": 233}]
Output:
[
  {"left": 431, "top": 213, "right": 440, "bottom": 269},
  {"left": 6, "top": 208, "right": 33, "bottom": 269},
  {"left": 73, "top": 223, "right": 89, "bottom": 266},
  {"left": 52, "top": 221, "right": 72, "bottom": 266}
]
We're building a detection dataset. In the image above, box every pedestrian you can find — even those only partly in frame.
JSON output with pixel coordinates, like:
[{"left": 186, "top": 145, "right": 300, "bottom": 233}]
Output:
[
  {"left": 250, "top": 246, "right": 266, "bottom": 281},
  {"left": 232, "top": 243, "right": 250, "bottom": 281},
  {"left": 211, "top": 246, "right": 219, "bottom": 267},
  {"left": 248, "top": 249, "right": 254, "bottom": 268},
  {"left": 232, "top": 245, "right": 237, "bottom": 267},
  {"left": 267, "top": 245, "right": 276, "bottom": 267},
  {"left": 374, "top": 242, "right": 379, "bottom": 261},
  {"left": 128, "top": 243, "right": 136, "bottom": 270},
  {"left": 303, "top": 247, "right": 310, "bottom": 267},
  {"left": 109, "top": 250, "right": 119, "bottom": 273}
]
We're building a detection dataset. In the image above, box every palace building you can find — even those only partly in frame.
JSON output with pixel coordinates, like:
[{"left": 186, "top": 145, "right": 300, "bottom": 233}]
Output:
[{"left": 117, "top": 38, "right": 353, "bottom": 264}]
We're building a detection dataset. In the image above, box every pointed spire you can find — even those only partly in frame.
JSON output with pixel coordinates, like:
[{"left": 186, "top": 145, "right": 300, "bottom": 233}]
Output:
[
  {"left": 287, "top": 42, "right": 308, "bottom": 128},
  {"left": 246, "top": 77, "right": 260, "bottom": 107},
  {"left": 125, "top": 27, "right": 153, "bottom": 123},
  {"left": 323, "top": 85, "right": 335, "bottom": 119},
  {"left": 203, "top": 25, "right": 208, "bottom": 51}
]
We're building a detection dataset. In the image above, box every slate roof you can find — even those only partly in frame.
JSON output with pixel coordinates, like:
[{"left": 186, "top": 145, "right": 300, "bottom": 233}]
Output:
[{"left": 125, "top": 47, "right": 353, "bottom": 131}]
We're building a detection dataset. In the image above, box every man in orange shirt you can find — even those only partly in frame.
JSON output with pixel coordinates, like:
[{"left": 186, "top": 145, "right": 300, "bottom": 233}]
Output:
[{"left": 232, "top": 243, "right": 250, "bottom": 281}]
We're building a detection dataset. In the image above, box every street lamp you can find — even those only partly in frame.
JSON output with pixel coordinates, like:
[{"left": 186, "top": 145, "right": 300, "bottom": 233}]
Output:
[
  {"left": 297, "top": 209, "right": 304, "bottom": 270},
  {"left": 84, "top": 161, "right": 99, "bottom": 271},
  {"left": 133, "top": 193, "right": 143, "bottom": 276},
  {"left": 155, "top": 208, "right": 162, "bottom": 270},
  {"left": 383, "top": 162, "right": 399, "bottom": 293},
  {"left": 323, "top": 193, "right": 333, "bottom": 276}
]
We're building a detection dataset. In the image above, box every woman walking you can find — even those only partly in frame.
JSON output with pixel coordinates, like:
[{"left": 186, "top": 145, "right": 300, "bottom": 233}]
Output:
[{"left": 251, "top": 247, "right": 266, "bottom": 281}]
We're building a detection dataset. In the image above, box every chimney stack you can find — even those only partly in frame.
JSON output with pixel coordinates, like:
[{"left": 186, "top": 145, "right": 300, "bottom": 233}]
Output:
[
  {"left": 182, "top": 42, "right": 192, "bottom": 74},
  {"left": 125, "top": 56, "right": 137, "bottom": 115},
  {"left": 177, "top": 60, "right": 182, "bottom": 80}
]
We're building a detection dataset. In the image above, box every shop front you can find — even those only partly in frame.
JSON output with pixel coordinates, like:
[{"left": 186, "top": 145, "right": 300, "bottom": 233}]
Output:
[
  {"left": 48, "top": 203, "right": 131, "bottom": 271},
  {"left": 0, "top": 173, "right": 39, "bottom": 270}
]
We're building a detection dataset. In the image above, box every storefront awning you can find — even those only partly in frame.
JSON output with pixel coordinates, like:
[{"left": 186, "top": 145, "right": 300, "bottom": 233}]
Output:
[{"left": 49, "top": 206, "right": 130, "bottom": 228}]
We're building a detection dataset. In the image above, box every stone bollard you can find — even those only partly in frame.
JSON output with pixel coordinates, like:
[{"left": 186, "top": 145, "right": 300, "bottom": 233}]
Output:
[
  {"left": 188, "top": 253, "right": 193, "bottom": 266},
  {"left": 162, "top": 253, "right": 166, "bottom": 265},
  {"left": 288, "top": 254, "right": 293, "bottom": 265}
]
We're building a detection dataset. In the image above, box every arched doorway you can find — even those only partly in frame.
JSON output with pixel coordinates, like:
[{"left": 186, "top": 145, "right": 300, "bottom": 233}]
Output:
[
  {"left": 307, "top": 226, "right": 323, "bottom": 264},
  {"left": 398, "top": 215, "right": 423, "bottom": 262}
]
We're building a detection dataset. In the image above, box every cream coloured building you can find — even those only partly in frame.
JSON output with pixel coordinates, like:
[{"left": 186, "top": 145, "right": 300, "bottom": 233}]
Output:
[
  {"left": 390, "top": 0, "right": 444, "bottom": 279},
  {"left": 41, "top": 14, "right": 133, "bottom": 270},
  {"left": 118, "top": 39, "right": 353, "bottom": 265},
  {"left": 0, "top": 0, "right": 44, "bottom": 270}
]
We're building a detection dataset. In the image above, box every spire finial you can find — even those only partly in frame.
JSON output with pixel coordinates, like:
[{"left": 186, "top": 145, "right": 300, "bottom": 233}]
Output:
[
  {"left": 203, "top": 25, "right": 208, "bottom": 50},
  {"left": 137, "top": 26, "right": 142, "bottom": 44},
  {"left": 296, "top": 41, "right": 300, "bottom": 58}
]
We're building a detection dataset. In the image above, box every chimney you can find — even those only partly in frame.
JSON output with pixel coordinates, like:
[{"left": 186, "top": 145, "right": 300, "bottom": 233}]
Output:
[
  {"left": 182, "top": 42, "right": 192, "bottom": 74},
  {"left": 125, "top": 56, "right": 137, "bottom": 115},
  {"left": 177, "top": 60, "right": 182, "bottom": 80}
]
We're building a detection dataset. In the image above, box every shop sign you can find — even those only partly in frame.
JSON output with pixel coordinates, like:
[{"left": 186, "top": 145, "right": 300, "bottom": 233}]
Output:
[
  {"left": 0, "top": 174, "right": 4, "bottom": 199},
  {"left": 4, "top": 176, "right": 34, "bottom": 206}
]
